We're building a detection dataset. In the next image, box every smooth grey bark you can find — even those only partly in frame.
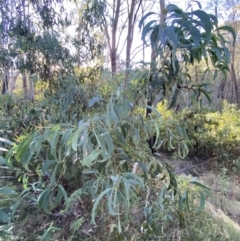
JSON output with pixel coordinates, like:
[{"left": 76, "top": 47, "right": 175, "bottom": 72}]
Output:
[{"left": 125, "top": 0, "right": 143, "bottom": 88}]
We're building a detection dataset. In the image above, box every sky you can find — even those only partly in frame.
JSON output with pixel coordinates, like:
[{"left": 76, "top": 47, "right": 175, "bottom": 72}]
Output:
[
  {"left": 123, "top": 0, "right": 209, "bottom": 64},
  {"left": 64, "top": 0, "right": 209, "bottom": 66}
]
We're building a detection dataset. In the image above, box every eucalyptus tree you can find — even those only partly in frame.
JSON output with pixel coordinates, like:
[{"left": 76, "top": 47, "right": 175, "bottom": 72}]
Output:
[
  {"left": 83, "top": 0, "right": 154, "bottom": 85},
  {"left": 0, "top": 0, "right": 77, "bottom": 98},
  {"left": 206, "top": 0, "right": 240, "bottom": 104},
  {"left": 221, "top": 0, "right": 240, "bottom": 104},
  {"left": 0, "top": 0, "right": 15, "bottom": 94},
  {"left": 71, "top": 0, "right": 105, "bottom": 67}
]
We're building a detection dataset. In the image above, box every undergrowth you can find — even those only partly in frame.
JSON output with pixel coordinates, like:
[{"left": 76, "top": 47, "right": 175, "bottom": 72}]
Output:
[
  {"left": 156, "top": 101, "right": 240, "bottom": 166},
  {"left": 1, "top": 86, "right": 240, "bottom": 240},
  {"left": 0, "top": 91, "right": 210, "bottom": 241}
]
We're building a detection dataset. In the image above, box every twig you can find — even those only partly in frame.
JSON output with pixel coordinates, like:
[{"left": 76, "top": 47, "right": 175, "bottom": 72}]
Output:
[
  {"left": 0, "top": 176, "right": 15, "bottom": 179},
  {"left": 173, "top": 161, "right": 209, "bottom": 174}
]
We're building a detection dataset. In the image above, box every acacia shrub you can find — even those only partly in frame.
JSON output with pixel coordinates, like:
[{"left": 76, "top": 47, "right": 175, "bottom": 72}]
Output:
[{"left": 156, "top": 101, "right": 240, "bottom": 162}]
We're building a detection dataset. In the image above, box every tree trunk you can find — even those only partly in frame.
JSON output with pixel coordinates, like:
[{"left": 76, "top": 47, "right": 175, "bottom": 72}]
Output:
[
  {"left": 22, "top": 73, "right": 28, "bottom": 100},
  {"left": 2, "top": 68, "right": 9, "bottom": 94},
  {"left": 125, "top": 0, "right": 139, "bottom": 88},
  {"left": 141, "top": 1, "right": 145, "bottom": 62},
  {"left": 110, "top": 0, "right": 121, "bottom": 74},
  {"left": 29, "top": 74, "right": 35, "bottom": 101},
  {"left": 225, "top": 76, "right": 232, "bottom": 101},
  {"left": 125, "top": 0, "right": 135, "bottom": 87},
  {"left": 214, "top": 0, "right": 218, "bottom": 18},
  {"left": 217, "top": 79, "right": 225, "bottom": 99},
  {"left": 75, "top": 0, "right": 84, "bottom": 68},
  {"left": 9, "top": 71, "right": 19, "bottom": 94},
  {"left": 231, "top": 62, "right": 239, "bottom": 104}
]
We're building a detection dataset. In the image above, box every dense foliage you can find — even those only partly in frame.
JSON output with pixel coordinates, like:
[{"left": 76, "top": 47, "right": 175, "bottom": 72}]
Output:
[{"left": 0, "top": 1, "right": 239, "bottom": 240}]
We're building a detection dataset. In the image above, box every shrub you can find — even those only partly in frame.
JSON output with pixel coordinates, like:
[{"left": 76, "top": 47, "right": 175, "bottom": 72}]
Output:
[
  {"left": 0, "top": 95, "right": 47, "bottom": 139},
  {"left": 180, "top": 101, "right": 240, "bottom": 161},
  {"left": 0, "top": 91, "right": 208, "bottom": 240},
  {"left": 155, "top": 100, "right": 240, "bottom": 163}
]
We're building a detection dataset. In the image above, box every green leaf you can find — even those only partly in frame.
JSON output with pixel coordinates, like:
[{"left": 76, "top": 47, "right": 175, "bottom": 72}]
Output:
[
  {"left": 184, "top": 190, "right": 190, "bottom": 211},
  {"left": 191, "top": 10, "right": 211, "bottom": 45},
  {"left": 52, "top": 124, "right": 61, "bottom": 131},
  {"left": 178, "top": 142, "right": 189, "bottom": 159},
  {"left": 34, "top": 135, "right": 44, "bottom": 158},
  {"left": 58, "top": 185, "right": 68, "bottom": 202},
  {"left": 70, "top": 128, "right": 81, "bottom": 151},
  {"left": 93, "top": 130, "right": 109, "bottom": 162},
  {"left": 216, "top": 26, "right": 236, "bottom": 45},
  {"left": 0, "top": 187, "right": 17, "bottom": 195},
  {"left": 135, "top": 160, "right": 148, "bottom": 179},
  {"left": 166, "top": 4, "right": 183, "bottom": 13},
  {"left": 89, "top": 180, "right": 99, "bottom": 200},
  {"left": 15, "top": 132, "right": 37, "bottom": 163},
  {"left": 50, "top": 131, "right": 60, "bottom": 161},
  {"left": 91, "top": 188, "right": 112, "bottom": 225},
  {"left": 118, "top": 190, "right": 129, "bottom": 225},
  {"left": 51, "top": 185, "right": 67, "bottom": 210},
  {"left": 0, "top": 210, "right": 9, "bottom": 223},
  {"left": 123, "top": 173, "right": 144, "bottom": 187},
  {"left": 61, "top": 129, "right": 74, "bottom": 156},
  {"left": 104, "top": 132, "right": 114, "bottom": 155},
  {"left": 107, "top": 190, "right": 119, "bottom": 216},
  {"left": 195, "top": 192, "right": 205, "bottom": 213},
  {"left": 139, "top": 12, "right": 157, "bottom": 29},
  {"left": 22, "top": 174, "right": 29, "bottom": 190},
  {"left": 0, "top": 156, "right": 7, "bottom": 165},
  {"left": 123, "top": 180, "right": 130, "bottom": 204},
  {"left": 168, "top": 86, "right": 179, "bottom": 109},
  {"left": 189, "top": 27, "right": 202, "bottom": 47},
  {"left": 159, "top": 184, "right": 167, "bottom": 210},
  {"left": 179, "top": 190, "right": 190, "bottom": 211},
  {"left": 167, "top": 170, "right": 178, "bottom": 195},
  {"left": 81, "top": 148, "right": 102, "bottom": 167},
  {"left": 190, "top": 181, "right": 210, "bottom": 191},
  {"left": 25, "top": 193, "right": 38, "bottom": 202},
  {"left": 115, "top": 129, "right": 127, "bottom": 146},
  {"left": 168, "top": 25, "right": 192, "bottom": 48},
  {"left": 118, "top": 216, "right": 122, "bottom": 234},
  {"left": 37, "top": 189, "right": 51, "bottom": 213},
  {"left": 70, "top": 217, "right": 84, "bottom": 233},
  {"left": 50, "top": 164, "right": 59, "bottom": 187},
  {"left": 141, "top": 20, "right": 156, "bottom": 45},
  {"left": 88, "top": 96, "right": 104, "bottom": 107},
  {"left": 201, "top": 90, "right": 211, "bottom": 104},
  {"left": 151, "top": 163, "right": 163, "bottom": 179},
  {"left": 10, "top": 201, "right": 20, "bottom": 220},
  {"left": 42, "top": 190, "right": 51, "bottom": 214},
  {"left": 42, "top": 160, "right": 56, "bottom": 175}
]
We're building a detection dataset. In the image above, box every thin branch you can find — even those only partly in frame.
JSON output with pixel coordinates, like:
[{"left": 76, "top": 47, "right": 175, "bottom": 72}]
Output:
[
  {"left": 174, "top": 161, "right": 209, "bottom": 174},
  {"left": 116, "top": 18, "right": 128, "bottom": 50}
]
